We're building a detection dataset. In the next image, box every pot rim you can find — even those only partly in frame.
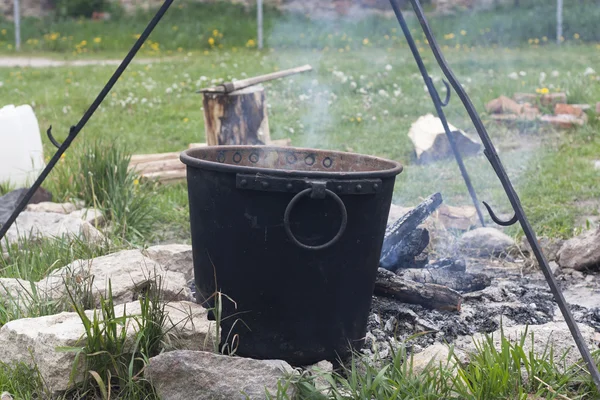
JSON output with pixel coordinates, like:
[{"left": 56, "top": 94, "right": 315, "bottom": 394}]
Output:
[{"left": 180, "top": 145, "right": 403, "bottom": 178}]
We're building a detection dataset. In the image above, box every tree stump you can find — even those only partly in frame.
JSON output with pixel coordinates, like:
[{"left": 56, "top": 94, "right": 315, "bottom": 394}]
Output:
[{"left": 202, "top": 85, "right": 271, "bottom": 146}]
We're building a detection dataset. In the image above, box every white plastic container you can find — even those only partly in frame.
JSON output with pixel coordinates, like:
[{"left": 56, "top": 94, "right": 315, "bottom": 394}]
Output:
[{"left": 0, "top": 104, "right": 46, "bottom": 188}]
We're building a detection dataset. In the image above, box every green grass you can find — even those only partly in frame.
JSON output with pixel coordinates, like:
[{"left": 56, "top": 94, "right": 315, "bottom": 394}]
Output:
[
  {"left": 2, "top": 44, "right": 598, "bottom": 239},
  {"left": 284, "top": 329, "right": 600, "bottom": 400},
  {"left": 0, "top": 0, "right": 599, "bottom": 55}
]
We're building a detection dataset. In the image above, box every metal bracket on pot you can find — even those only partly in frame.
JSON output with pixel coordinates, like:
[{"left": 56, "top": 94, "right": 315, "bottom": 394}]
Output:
[{"left": 236, "top": 174, "right": 382, "bottom": 195}]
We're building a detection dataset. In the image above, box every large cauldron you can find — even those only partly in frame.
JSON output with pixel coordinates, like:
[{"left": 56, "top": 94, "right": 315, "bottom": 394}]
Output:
[{"left": 180, "top": 146, "right": 402, "bottom": 365}]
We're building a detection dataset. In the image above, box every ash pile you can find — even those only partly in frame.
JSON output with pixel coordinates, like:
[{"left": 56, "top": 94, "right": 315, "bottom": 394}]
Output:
[{"left": 366, "top": 193, "right": 600, "bottom": 359}]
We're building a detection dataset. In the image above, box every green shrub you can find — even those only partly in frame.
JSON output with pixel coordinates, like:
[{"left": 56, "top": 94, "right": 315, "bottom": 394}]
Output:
[{"left": 52, "top": 0, "right": 107, "bottom": 18}]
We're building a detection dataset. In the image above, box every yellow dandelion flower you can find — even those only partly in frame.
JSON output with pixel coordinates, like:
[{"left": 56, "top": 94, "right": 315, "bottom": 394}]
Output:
[
  {"left": 172, "top": 25, "right": 179, "bottom": 31},
  {"left": 460, "top": 30, "right": 466, "bottom": 36},
  {"left": 213, "top": 29, "right": 219, "bottom": 37},
  {"left": 363, "top": 38, "right": 369, "bottom": 45},
  {"left": 93, "top": 37, "right": 101, "bottom": 43},
  {"left": 80, "top": 40, "right": 87, "bottom": 46},
  {"left": 356, "top": 117, "right": 362, "bottom": 123},
  {"left": 183, "top": 117, "right": 189, "bottom": 123},
  {"left": 66, "top": 78, "right": 71, "bottom": 84},
  {"left": 1, "top": 29, "right": 6, "bottom": 35},
  {"left": 133, "top": 34, "right": 141, "bottom": 39},
  {"left": 574, "top": 33, "right": 580, "bottom": 39},
  {"left": 177, "top": 47, "right": 183, "bottom": 52},
  {"left": 133, "top": 179, "right": 139, "bottom": 186},
  {"left": 246, "top": 39, "right": 256, "bottom": 48},
  {"left": 208, "top": 37, "right": 215, "bottom": 46},
  {"left": 535, "top": 87, "right": 549, "bottom": 94},
  {"left": 542, "top": 36, "right": 548, "bottom": 42}
]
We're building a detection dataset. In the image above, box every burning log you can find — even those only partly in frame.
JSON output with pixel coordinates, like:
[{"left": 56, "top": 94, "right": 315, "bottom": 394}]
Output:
[
  {"left": 379, "top": 192, "right": 442, "bottom": 270},
  {"left": 374, "top": 268, "right": 462, "bottom": 312}
]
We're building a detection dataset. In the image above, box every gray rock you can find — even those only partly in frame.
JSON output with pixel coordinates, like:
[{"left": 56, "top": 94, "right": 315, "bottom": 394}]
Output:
[
  {"left": 458, "top": 227, "right": 516, "bottom": 257},
  {"left": 410, "top": 343, "right": 462, "bottom": 376},
  {"left": 557, "top": 227, "right": 600, "bottom": 271},
  {"left": 454, "top": 322, "right": 598, "bottom": 368},
  {"left": 143, "top": 244, "right": 194, "bottom": 281},
  {"left": 593, "top": 160, "right": 600, "bottom": 170},
  {"left": 549, "top": 261, "right": 561, "bottom": 276},
  {"left": 145, "top": 350, "right": 296, "bottom": 400},
  {"left": 0, "top": 300, "right": 212, "bottom": 394},
  {"left": 2, "top": 211, "right": 86, "bottom": 247},
  {"left": 69, "top": 208, "right": 104, "bottom": 226},
  {"left": 40, "top": 249, "right": 191, "bottom": 306},
  {"left": 1, "top": 391, "right": 13, "bottom": 400},
  {"left": 25, "top": 202, "right": 78, "bottom": 214},
  {"left": 0, "top": 187, "right": 52, "bottom": 226}
]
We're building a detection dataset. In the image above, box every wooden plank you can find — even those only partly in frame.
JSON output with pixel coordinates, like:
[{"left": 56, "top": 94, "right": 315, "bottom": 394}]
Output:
[{"left": 131, "top": 159, "right": 184, "bottom": 174}]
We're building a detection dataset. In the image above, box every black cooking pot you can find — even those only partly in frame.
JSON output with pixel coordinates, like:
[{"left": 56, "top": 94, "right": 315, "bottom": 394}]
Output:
[{"left": 180, "top": 146, "right": 402, "bottom": 365}]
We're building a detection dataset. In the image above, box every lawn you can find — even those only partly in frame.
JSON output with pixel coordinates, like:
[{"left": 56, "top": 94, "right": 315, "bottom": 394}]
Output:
[{"left": 1, "top": 44, "right": 599, "bottom": 240}]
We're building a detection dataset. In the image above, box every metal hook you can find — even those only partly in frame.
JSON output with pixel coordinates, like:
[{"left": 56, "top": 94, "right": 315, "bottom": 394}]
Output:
[
  {"left": 46, "top": 125, "right": 62, "bottom": 149},
  {"left": 482, "top": 201, "right": 518, "bottom": 227},
  {"left": 439, "top": 79, "right": 451, "bottom": 106}
]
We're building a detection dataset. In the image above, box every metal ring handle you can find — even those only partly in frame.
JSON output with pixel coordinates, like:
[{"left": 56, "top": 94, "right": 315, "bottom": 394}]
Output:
[{"left": 283, "top": 188, "right": 348, "bottom": 251}]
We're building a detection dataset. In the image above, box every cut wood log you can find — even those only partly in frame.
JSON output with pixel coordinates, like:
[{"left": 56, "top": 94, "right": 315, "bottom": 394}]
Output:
[
  {"left": 188, "top": 137, "right": 290, "bottom": 149},
  {"left": 374, "top": 268, "right": 462, "bottom": 312},
  {"left": 130, "top": 159, "right": 184, "bottom": 174},
  {"left": 379, "top": 193, "right": 442, "bottom": 270},
  {"left": 203, "top": 85, "right": 270, "bottom": 146},
  {"left": 130, "top": 152, "right": 181, "bottom": 165},
  {"left": 141, "top": 169, "right": 186, "bottom": 183},
  {"left": 397, "top": 268, "right": 491, "bottom": 293}
]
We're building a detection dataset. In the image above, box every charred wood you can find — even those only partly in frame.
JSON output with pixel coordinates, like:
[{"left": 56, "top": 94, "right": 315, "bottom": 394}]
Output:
[
  {"left": 397, "top": 267, "right": 491, "bottom": 293},
  {"left": 374, "top": 268, "right": 462, "bottom": 312},
  {"left": 379, "top": 192, "right": 442, "bottom": 271}
]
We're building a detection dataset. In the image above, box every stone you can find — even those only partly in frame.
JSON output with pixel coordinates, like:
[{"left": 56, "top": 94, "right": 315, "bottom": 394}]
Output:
[
  {"left": 80, "top": 221, "right": 107, "bottom": 245},
  {"left": 540, "top": 93, "right": 567, "bottom": 107},
  {"left": 407, "top": 114, "right": 481, "bottom": 164},
  {"left": 540, "top": 113, "right": 587, "bottom": 128},
  {"left": 410, "top": 343, "right": 457, "bottom": 375},
  {"left": 0, "top": 300, "right": 212, "bottom": 394},
  {"left": 485, "top": 95, "right": 524, "bottom": 115},
  {"left": 435, "top": 204, "right": 478, "bottom": 231},
  {"left": 513, "top": 93, "right": 538, "bottom": 104},
  {"left": 40, "top": 249, "right": 191, "bottom": 306},
  {"left": 458, "top": 227, "right": 516, "bottom": 257},
  {"left": 145, "top": 350, "right": 296, "bottom": 400},
  {"left": 549, "top": 261, "right": 561, "bottom": 276},
  {"left": 554, "top": 103, "right": 584, "bottom": 117},
  {"left": 556, "top": 227, "right": 600, "bottom": 271},
  {"left": 0, "top": 187, "right": 52, "bottom": 226},
  {"left": 68, "top": 208, "right": 104, "bottom": 226},
  {"left": 143, "top": 244, "right": 194, "bottom": 281},
  {"left": 454, "top": 322, "right": 598, "bottom": 368},
  {"left": 2, "top": 211, "right": 87, "bottom": 247},
  {"left": 1, "top": 392, "right": 13, "bottom": 400},
  {"left": 25, "top": 201, "right": 78, "bottom": 214},
  {"left": 593, "top": 160, "right": 600, "bottom": 171}
]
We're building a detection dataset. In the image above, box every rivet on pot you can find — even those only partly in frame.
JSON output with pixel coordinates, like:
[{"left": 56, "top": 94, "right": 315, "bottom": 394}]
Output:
[
  {"left": 323, "top": 157, "right": 333, "bottom": 168},
  {"left": 336, "top": 185, "right": 343, "bottom": 192},
  {"left": 373, "top": 183, "right": 379, "bottom": 190},
  {"left": 286, "top": 153, "right": 297, "bottom": 164},
  {"left": 240, "top": 179, "right": 248, "bottom": 187},
  {"left": 355, "top": 184, "right": 363, "bottom": 193},
  {"left": 249, "top": 153, "right": 259, "bottom": 163},
  {"left": 304, "top": 155, "right": 316, "bottom": 166},
  {"left": 262, "top": 181, "right": 270, "bottom": 189},
  {"left": 217, "top": 152, "right": 226, "bottom": 163},
  {"left": 233, "top": 152, "right": 242, "bottom": 163},
  {"left": 286, "top": 183, "right": 293, "bottom": 191}
]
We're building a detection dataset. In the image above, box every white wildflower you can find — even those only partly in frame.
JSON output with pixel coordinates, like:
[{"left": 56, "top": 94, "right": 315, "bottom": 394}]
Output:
[
  {"left": 519, "top": 71, "right": 526, "bottom": 76},
  {"left": 584, "top": 67, "right": 596, "bottom": 76},
  {"left": 385, "top": 64, "right": 393, "bottom": 71},
  {"left": 551, "top": 70, "right": 559, "bottom": 77},
  {"left": 350, "top": 81, "right": 357, "bottom": 89},
  {"left": 378, "top": 89, "right": 389, "bottom": 97},
  {"left": 508, "top": 72, "right": 519, "bottom": 80},
  {"left": 165, "top": 87, "right": 173, "bottom": 94}
]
